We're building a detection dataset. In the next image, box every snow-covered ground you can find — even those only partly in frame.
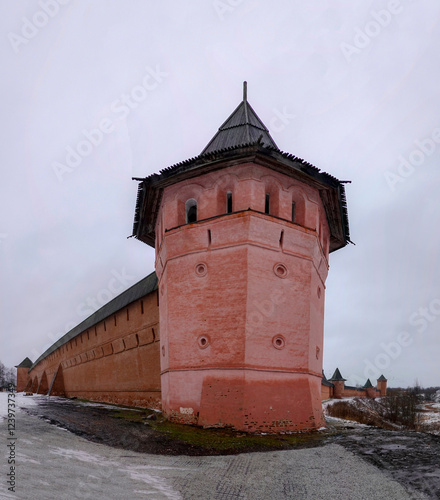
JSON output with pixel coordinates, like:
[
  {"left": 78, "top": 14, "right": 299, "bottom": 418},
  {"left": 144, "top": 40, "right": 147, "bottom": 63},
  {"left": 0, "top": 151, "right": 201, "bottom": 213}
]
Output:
[
  {"left": 323, "top": 395, "right": 440, "bottom": 436},
  {"left": 418, "top": 401, "right": 440, "bottom": 435},
  {"left": 0, "top": 391, "right": 41, "bottom": 419},
  {"left": 0, "top": 391, "right": 152, "bottom": 419}
]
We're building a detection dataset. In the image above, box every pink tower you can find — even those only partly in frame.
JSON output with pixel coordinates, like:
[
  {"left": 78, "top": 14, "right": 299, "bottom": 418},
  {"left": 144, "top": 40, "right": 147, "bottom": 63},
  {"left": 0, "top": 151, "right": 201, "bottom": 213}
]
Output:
[{"left": 133, "top": 83, "right": 350, "bottom": 432}]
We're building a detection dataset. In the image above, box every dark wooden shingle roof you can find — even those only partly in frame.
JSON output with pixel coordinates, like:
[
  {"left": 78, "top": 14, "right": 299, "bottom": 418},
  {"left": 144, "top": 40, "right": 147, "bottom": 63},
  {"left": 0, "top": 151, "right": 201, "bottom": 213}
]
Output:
[
  {"left": 30, "top": 272, "right": 158, "bottom": 372},
  {"left": 15, "top": 357, "right": 33, "bottom": 368},
  {"left": 132, "top": 83, "right": 351, "bottom": 253},
  {"left": 201, "top": 82, "right": 278, "bottom": 154},
  {"left": 329, "top": 368, "right": 347, "bottom": 382}
]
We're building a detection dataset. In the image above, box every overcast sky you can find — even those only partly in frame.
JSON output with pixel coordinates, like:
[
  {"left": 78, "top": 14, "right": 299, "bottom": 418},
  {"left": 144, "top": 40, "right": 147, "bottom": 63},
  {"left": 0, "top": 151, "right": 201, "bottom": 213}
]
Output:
[{"left": 1, "top": 1, "right": 439, "bottom": 388}]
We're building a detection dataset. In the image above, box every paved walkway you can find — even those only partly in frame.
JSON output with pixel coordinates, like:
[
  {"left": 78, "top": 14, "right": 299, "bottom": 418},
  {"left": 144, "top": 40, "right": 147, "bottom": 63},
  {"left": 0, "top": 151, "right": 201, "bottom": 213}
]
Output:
[{"left": 0, "top": 400, "right": 428, "bottom": 499}]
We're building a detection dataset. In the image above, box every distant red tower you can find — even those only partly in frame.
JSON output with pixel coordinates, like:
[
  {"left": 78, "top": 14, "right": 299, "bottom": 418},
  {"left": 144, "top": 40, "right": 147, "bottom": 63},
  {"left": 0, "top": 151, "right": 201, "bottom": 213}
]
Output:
[
  {"left": 329, "top": 368, "right": 346, "bottom": 399},
  {"left": 15, "top": 357, "right": 33, "bottom": 392},
  {"left": 377, "top": 374, "right": 387, "bottom": 396},
  {"left": 133, "top": 83, "right": 350, "bottom": 432}
]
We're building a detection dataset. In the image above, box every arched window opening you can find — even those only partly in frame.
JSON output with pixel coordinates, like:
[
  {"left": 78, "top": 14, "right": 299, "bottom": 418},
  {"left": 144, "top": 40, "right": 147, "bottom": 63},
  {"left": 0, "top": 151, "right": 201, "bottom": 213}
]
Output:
[
  {"left": 186, "top": 199, "right": 197, "bottom": 224},
  {"left": 290, "top": 190, "right": 306, "bottom": 226},
  {"left": 226, "top": 191, "right": 233, "bottom": 214},
  {"left": 265, "top": 193, "right": 270, "bottom": 215}
]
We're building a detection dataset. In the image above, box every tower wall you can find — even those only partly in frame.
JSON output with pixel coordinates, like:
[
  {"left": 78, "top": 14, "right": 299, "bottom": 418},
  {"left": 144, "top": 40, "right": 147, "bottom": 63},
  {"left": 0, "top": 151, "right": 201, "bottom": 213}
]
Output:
[
  {"left": 332, "top": 380, "right": 345, "bottom": 399},
  {"left": 156, "top": 163, "right": 330, "bottom": 431},
  {"left": 16, "top": 367, "right": 29, "bottom": 392},
  {"left": 377, "top": 379, "right": 387, "bottom": 396}
]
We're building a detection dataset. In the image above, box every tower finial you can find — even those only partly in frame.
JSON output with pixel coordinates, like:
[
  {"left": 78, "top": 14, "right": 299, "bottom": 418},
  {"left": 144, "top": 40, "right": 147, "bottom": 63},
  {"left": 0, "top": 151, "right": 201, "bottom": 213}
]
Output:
[{"left": 243, "top": 81, "right": 247, "bottom": 102}]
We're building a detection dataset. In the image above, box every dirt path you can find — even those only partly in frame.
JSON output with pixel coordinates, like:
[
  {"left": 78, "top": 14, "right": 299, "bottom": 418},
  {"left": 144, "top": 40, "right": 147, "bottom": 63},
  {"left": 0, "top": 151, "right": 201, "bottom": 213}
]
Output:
[{"left": 20, "top": 396, "right": 329, "bottom": 456}]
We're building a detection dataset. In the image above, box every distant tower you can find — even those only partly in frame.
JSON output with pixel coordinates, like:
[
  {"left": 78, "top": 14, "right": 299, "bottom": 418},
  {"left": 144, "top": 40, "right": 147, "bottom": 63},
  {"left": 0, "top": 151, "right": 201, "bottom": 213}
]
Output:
[
  {"left": 329, "top": 368, "right": 346, "bottom": 399},
  {"left": 133, "top": 83, "right": 350, "bottom": 432},
  {"left": 377, "top": 374, "right": 387, "bottom": 396},
  {"left": 15, "top": 357, "right": 33, "bottom": 392},
  {"left": 364, "top": 378, "right": 377, "bottom": 398}
]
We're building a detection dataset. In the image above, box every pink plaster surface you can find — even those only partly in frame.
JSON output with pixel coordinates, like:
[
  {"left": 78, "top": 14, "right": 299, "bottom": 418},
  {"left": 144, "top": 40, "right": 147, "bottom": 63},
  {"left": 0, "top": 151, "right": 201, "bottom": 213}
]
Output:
[{"left": 156, "top": 163, "right": 330, "bottom": 432}]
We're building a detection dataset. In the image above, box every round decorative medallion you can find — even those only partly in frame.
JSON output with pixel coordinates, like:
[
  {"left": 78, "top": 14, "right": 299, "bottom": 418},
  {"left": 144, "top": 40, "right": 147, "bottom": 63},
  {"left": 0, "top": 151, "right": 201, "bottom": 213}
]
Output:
[
  {"left": 197, "top": 335, "right": 210, "bottom": 349},
  {"left": 195, "top": 262, "right": 208, "bottom": 277},
  {"left": 272, "top": 335, "right": 286, "bottom": 350},
  {"left": 273, "top": 263, "right": 288, "bottom": 278}
]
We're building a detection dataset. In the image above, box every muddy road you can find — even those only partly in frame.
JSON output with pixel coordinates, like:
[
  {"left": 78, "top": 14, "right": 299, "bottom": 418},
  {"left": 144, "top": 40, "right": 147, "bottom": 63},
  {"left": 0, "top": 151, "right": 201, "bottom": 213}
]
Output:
[{"left": 333, "top": 424, "right": 440, "bottom": 498}]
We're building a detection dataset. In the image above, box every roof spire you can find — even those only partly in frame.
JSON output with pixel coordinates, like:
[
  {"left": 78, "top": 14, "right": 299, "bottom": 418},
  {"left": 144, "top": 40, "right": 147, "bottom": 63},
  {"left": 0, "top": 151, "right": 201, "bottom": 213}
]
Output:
[{"left": 200, "top": 82, "right": 278, "bottom": 155}]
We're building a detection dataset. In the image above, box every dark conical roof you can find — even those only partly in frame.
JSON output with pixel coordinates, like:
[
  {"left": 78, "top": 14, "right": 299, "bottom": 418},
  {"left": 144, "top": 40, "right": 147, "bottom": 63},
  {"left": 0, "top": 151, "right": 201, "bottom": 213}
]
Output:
[
  {"left": 133, "top": 82, "right": 351, "bottom": 253},
  {"left": 15, "top": 357, "right": 33, "bottom": 368},
  {"left": 321, "top": 370, "right": 334, "bottom": 387},
  {"left": 329, "top": 368, "right": 346, "bottom": 381},
  {"left": 377, "top": 374, "right": 387, "bottom": 381},
  {"left": 363, "top": 379, "right": 374, "bottom": 388},
  {"left": 201, "top": 82, "right": 278, "bottom": 155}
]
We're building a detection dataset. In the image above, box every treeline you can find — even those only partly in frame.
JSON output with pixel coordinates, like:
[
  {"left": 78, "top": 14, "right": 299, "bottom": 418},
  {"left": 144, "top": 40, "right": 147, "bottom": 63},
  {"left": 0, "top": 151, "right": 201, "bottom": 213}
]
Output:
[
  {"left": 388, "top": 385, "right": 440, "bottom": 403},
  {"left": 0, "top": 361, "right": 16, "bottom": 388}
]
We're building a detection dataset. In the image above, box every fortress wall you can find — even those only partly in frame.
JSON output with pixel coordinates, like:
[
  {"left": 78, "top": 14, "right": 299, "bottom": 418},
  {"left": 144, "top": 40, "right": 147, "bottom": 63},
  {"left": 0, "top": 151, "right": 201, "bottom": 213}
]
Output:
[
  {"left": 16, "top": 367, "right": 30, "bottom": 392},
  {"left": 27, "top": 289, "right": 161, "bottom": 408},
  {"left": 321, "top": 384, "right": 333, "bottom": 400},
  {"left": 342, "top": 388, "right": 367, "bottom": 398}
]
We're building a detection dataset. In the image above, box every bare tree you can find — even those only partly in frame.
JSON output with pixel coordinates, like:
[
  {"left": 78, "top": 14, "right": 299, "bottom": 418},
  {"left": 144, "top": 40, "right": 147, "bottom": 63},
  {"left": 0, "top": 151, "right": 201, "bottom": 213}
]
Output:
[
  {"left": 0, "top": 362, "right": 16, "bottom": 388},
  {"left": 0, "top": 361, "right": 5, "bottom": 387}
]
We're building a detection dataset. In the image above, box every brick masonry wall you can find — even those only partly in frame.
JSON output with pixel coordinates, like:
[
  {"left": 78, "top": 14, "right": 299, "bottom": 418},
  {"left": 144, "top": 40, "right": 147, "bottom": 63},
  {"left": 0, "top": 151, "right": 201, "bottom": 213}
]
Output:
[
  {"left": 25, "top": 290, "right": 161, "bottom": 408},
  {"left": 157, "top": 163, "right": 330, "bottom": 432}
]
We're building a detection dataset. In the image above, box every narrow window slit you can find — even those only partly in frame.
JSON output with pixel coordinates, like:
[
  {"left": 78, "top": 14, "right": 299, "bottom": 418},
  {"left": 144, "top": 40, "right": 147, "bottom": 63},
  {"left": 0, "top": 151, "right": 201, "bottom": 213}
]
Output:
[
  {"left": 265, "top": 193, "right": 270, "bottom": 215},
  {"left": 186, "top": 199, "right": 197, "bottom": 223},
  {"left": 292, "top": 202, "right": 296, "bottom": 222},
  {"left": 279, "top": 230, "right": 284, "bottom": 248},
  {"left": 208, "top": 229, "right": 211, "bottom": 246},
  {"left": 226, "top": 191, "right": 233, "bottom": 214}
]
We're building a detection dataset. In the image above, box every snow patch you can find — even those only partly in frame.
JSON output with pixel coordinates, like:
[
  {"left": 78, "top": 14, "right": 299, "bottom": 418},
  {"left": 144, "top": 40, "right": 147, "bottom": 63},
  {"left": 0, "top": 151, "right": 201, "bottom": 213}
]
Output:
[
  {"left": 49, "top": 447, "right": 113, "bottom": 465},
  {"left": 126, "top": 467, "right": 183, "bottom": 500}
]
